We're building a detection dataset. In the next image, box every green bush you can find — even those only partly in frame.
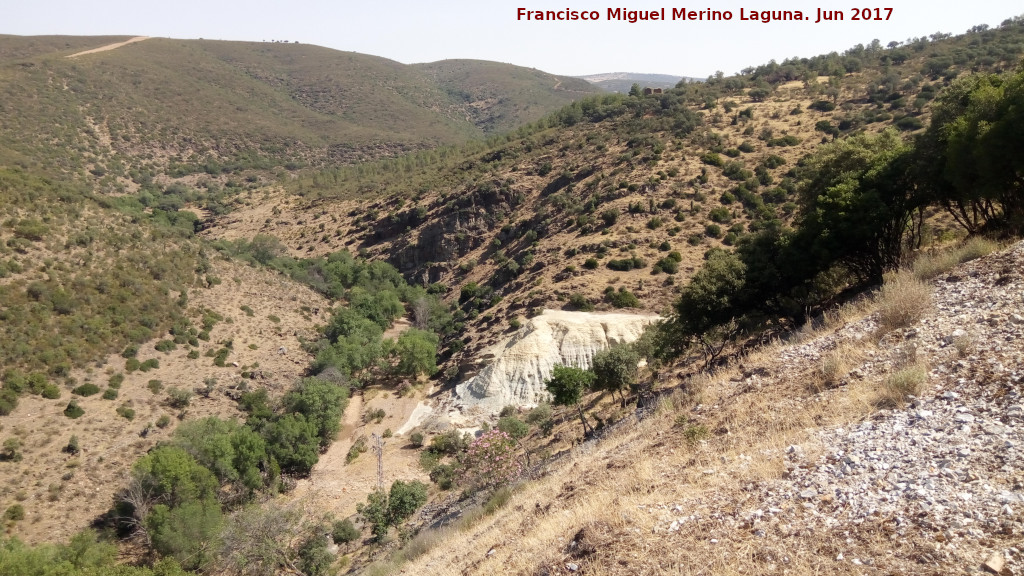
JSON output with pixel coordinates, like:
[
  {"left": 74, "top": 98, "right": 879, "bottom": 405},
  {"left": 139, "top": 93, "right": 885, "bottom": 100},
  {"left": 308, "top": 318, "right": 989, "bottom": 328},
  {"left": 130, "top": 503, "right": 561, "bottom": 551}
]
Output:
[
  {"left": 332, "top": 518, "right": 361, "bottom": 544},
  {"left": 108, "top": 373, "right": 125, "bottom": 388},
  {"left": 607, "top": 257, "right": 646, "bottom": 271},
  {"left": 166, "top": 387, "right": 192, "bottom": 409},
  {"left": 2, "top": 438, "right": 22, "bottom": 462},
  {"left": 63, "top": 400, "right": 84, "bottom": 419},
  {"left": 155, "top": 340, "right": 177, "bottom": 353},
  {"left": 429, "top": 463, "right": 457, "bottom": 490},
  {"left": 568, "top": 293, "right": 595, "bottom": 311},
  {"left": 4, "top": 504, "right": 25, "bottom": 521},
  {"left": 40, "top": 383, "right": 61, "bottom": 399},
  {"left": 125, "top": 358, "right": 141, "bottom": 372},
  {"left": 72, "top": 383, "right": 101, "bottom": 397},
  {"left": 116, "top": 405, "right": 136, "bottom": 420},
  {"left": 156, "top": 414, "right": 172, "bottom": 428},
  {"left": 148, "top": 379, "right": 164, "bottom": 394},
  {"left": 429, "top": 430, "right": 469, "bottom": 456},
  {"left": 102, "top": 388, "right": 118, "bottom": 400},
  {"left": 140, "top": 358, "right": 160, "bottom": 372},
  {"left": 409, "top": 432, "right": 424, "bottom": 447},
  {"left": 605, "top": 287, "right": 640, "bottom": 308},
  {"left": 497, "top": 416, "right": 529, "bottom": 440}
]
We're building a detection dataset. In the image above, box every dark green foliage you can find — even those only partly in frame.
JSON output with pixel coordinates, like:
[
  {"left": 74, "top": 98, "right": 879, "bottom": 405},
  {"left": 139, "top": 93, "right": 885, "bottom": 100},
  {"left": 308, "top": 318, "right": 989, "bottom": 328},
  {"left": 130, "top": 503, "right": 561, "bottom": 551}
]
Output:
[
  {"left": 166, "top": 387, "right": 192, "bottom": 409},
  {"left": 796, "top": 129, "right": 919, "bottom": 282},
  {"left": 391, "top": 328, "right": 439, "bottom": 377},
  {"left": 568, "top": 293, "right": 595, "bottom": 311},
  {"left": 332, "top": 518, "right": 361, "bottom": 544},
  {"left": 592, "top": 343, "right": 640, "bottom": 399},
  {"left": 700, "top": 152, "right": 723, "bottom": 167},
  {"left": 65, "top": 435, "right": 81, "bottom": 455},
  {"left": 357, "top": 480, "right": 429, "bottom": 541},
  {"left": 297, "top": 532, "right": 333, "bottom": 576},
  {"left": 429, "top": 430, "right": 470, "bottom": 456},
  {"left": 63, "top": 400, "right": 84, "bottom": 419},
  {"left": 102, "top": 388, "right": 118, "bottom": 401},
  {"left": 72, "top": 383, "right": 100, "bottom": 397},
  {"left": 0, "top": 389, "right": 18, "bottom": 415},
  {"left": 409, "top": 432, "right": 425, "bottom": 447},
  {"left": 2, "top": 438, "right": 22, "bottom": 462},
  {"left": 116, "top": 405, "right": 135, "bottom": 420},
  {"left": 917, "top": 67, "right": 1024, "bottom": 233},
  {"left": 605, "top": 287, "right": 640, "bottom": 308},
  {"left": 655, "top": 256, "right": 681, "bottom": 274},
  {"left": 895, "top": 116, "right": 924, "bottom": 131},
  {"left": 133, "top": 446, "right": 220, "bottom": 507},
  {"left": 497, "top": 416, "right": 529, "bottom": 440},
  {"left": 583, "top": 257, "right": 599, "bottom": 269},
  {"left": 281, "top": 377, "right": 349, "bottom": 449},
  {"left": 4, "top": 504, "right": 25, "bottom": 521},
  {"left": 599, "top": 208, "right": 619, "bottom": 227},
  {"left": 108, "top": 373, "right": 125, "bottom": 389},
  {"left": 809, "top": 100, "right": 836, "bottom": 112},
  {"left": 263, "top": 413, "right": 320, "bottom": 476},
  {"left": 146, "top": 500, "right": 222, "bottom": 571},
  {"left": 154, "top": 340, "right": 176, "bottom": 353},
  {"left": 429, "top": 462, "right": 457, "bottom": 490},
  {"left": 545, "top": 365, "right": 594, "bottom": 407},
  {"left": 606, "top": 257, "right": 646, "bottom": 271}
]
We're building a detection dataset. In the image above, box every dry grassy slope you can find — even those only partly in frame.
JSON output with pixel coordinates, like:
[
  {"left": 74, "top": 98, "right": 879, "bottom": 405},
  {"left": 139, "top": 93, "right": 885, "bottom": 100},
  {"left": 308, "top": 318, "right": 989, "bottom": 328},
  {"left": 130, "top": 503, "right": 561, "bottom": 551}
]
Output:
[
  {"left": 396, "top": 241, "right": 1024, "bottom": 576},
  {"left": 209, "top": 67, "right": 947, "bottom": 367},
  {"left": 0, "top": 259, "right": 328, "bottom": 544}
]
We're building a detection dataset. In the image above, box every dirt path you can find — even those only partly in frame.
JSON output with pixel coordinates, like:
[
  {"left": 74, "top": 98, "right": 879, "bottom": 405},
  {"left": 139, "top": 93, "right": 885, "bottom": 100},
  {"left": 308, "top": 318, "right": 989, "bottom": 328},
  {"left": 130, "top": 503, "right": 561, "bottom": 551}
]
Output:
[
  {"left": 289, "top": 388, "right": 430, "bottom": 520},
  {"left": 67, "top": 36, "right": 150, "bottom": 58}
]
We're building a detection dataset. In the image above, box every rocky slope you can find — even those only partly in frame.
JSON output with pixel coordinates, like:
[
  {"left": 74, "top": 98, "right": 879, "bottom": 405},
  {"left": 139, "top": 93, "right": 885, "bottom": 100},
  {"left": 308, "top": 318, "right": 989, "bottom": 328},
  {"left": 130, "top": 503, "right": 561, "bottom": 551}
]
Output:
[{"left": 396, "top": 240, "right": 1024, "bottom": 575}]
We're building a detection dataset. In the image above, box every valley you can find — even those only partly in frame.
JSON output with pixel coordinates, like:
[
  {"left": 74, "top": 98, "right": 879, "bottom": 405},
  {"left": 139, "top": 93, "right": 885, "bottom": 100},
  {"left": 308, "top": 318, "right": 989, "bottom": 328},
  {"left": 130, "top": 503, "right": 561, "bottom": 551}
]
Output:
[{"left": 1, "top": 16, "right": 1024, "bottom": 576}]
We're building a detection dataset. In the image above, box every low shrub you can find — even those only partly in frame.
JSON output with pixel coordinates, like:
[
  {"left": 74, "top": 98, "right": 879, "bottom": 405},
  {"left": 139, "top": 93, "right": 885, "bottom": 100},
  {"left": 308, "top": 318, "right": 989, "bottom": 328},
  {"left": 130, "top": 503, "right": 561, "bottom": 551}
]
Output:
[
  {"left": 64, "top": 400, "right": 84, "bottom": 419},
  {"left": 72, "top": 383, "right": 101, "bottom": 397}
]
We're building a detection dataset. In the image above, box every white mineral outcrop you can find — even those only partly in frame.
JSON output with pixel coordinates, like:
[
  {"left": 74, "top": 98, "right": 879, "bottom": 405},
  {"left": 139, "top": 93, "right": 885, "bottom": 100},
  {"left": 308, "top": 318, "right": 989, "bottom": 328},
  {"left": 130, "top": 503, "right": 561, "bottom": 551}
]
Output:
[{"left": 454, "top": 309, "right": 660, "bottom": 412}]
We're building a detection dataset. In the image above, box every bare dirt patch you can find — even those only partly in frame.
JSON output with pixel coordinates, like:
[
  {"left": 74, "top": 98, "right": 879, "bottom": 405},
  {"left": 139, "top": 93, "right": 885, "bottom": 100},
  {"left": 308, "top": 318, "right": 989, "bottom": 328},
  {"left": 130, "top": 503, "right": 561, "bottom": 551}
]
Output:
[{"left": 66, "top": 36, "right": 150, "bottom": 58}]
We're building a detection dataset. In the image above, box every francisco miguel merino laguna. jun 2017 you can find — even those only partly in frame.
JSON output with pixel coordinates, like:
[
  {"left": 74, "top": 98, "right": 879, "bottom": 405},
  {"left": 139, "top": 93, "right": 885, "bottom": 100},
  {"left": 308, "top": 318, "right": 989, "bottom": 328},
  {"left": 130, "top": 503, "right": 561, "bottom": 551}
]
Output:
[{"left": 515, "top": 7, "right": 894, "bottom": 23}]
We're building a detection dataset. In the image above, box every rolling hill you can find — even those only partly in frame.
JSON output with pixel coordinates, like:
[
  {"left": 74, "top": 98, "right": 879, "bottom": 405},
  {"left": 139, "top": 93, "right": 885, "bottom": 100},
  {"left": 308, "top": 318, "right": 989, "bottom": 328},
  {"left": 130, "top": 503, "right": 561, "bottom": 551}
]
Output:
[
  {"left": 2, "top": 16, "right": 1024, "bottom": 576},
  {"left": 0, "top": 35, "right": 600, "bottom": 172},
  {"left": 579, "top": 71, "right": 695, "bottom": 92}
]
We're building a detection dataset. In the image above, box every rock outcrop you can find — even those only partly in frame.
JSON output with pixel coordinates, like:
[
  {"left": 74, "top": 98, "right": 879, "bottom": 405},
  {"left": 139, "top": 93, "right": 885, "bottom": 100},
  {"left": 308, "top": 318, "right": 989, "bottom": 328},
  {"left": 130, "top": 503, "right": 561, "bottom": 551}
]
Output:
[{"left": 454, "top": 309, "right": 660, "bottom": 412}]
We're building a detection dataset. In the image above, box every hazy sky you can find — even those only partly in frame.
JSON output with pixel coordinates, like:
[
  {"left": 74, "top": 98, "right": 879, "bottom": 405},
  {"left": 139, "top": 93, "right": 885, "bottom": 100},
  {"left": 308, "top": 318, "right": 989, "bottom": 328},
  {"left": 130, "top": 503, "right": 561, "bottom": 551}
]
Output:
[{"left": 6, "top": 1, "right": 1022, "bottom": 77}]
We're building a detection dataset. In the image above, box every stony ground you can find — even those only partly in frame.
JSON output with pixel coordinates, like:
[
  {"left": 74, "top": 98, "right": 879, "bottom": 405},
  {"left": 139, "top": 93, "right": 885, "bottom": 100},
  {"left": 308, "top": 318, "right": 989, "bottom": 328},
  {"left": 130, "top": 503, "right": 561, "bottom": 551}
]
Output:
[{"left": 399, "top": 241, "right": 1024, "bottom": 576}]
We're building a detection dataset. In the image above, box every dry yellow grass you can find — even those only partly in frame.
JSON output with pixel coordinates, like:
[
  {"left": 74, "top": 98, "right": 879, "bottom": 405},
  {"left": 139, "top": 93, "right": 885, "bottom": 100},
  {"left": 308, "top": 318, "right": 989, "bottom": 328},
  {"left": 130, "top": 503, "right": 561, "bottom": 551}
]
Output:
[{"left": 874, "top": 270, "right": 932, "bottom": 335}]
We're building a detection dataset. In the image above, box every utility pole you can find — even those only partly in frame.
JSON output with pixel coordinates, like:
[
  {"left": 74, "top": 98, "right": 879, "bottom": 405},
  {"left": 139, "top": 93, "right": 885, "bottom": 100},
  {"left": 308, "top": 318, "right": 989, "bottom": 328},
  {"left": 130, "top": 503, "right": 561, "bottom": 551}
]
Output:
[{"left": 371, "top": 433, "right": 385, "bottom": 490}]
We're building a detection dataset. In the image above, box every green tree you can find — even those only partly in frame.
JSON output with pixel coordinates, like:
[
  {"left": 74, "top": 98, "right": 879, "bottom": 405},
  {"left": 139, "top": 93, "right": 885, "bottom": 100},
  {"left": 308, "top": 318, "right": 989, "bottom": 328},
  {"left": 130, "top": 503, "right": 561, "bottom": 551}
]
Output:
[
  {"left": 282, "top": 377, "right": 349, "bottom": 448},
  {"left": 262, "top": 413, "right": 320, "bottom": 476},
  {"left": 592, "top": 343, "right": 640, "bottom": 402},
  {"left": 132, "top": 446, "right": 219, "bottom": 507},
  {"left": 544, "top": 365, "right": 596, "bottom": 435},
  {"left": 391, "top": 328, "right": 438, "bottom": 377},
  {"left": 146, "top": 500, "right": 223, "bottom": 571},
  {"left": 917, "top": 68, "right": 1024, "bottom": 233}
]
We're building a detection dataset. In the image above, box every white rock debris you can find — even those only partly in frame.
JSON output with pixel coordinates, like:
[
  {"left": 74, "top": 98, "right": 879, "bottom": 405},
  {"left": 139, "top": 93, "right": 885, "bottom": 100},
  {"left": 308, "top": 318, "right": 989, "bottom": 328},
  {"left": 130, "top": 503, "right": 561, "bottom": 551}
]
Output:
[{"left": 454, "top": 309, "right": 660, "bottom": 412}]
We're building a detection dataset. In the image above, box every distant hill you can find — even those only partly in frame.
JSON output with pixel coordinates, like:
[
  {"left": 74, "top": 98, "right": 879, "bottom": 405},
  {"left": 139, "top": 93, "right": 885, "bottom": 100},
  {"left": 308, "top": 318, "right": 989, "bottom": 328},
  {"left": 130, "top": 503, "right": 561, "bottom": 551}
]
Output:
[
  {"left": 0, "top": 35, "right": 597, "bottom": 169},
  {"left": 577, "top": 71, "right": 699, "bottom": 92},
  {"left": 413, "top": 59, "right": 601, "bottom": 135}
]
